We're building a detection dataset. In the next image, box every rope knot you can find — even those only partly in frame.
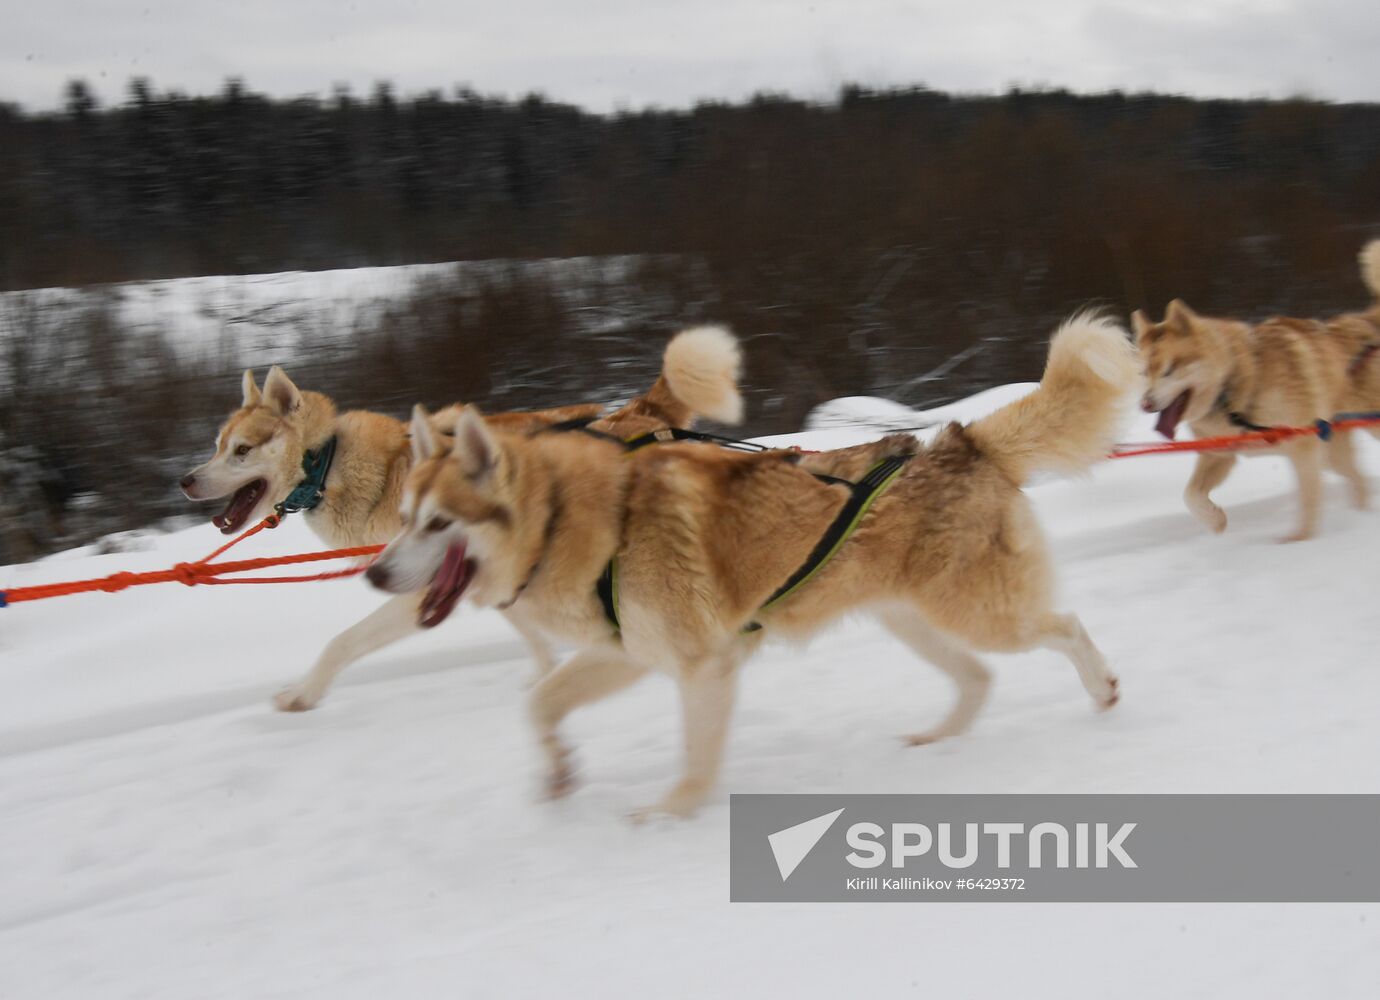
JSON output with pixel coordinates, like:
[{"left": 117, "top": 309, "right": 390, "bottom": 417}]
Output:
[
  {"left": 171, "top": 563, "right": 204, "bottom": 587},
  {"left": 1314, "top": 419, "right": 1333, "bottom": 441},
  {"left": 99, "top": 572, "right": 140, "bottom": 594}
]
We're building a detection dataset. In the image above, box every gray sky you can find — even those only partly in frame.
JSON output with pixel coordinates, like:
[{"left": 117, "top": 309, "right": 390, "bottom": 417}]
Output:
[{"left": 3, "top": 0, "right": 1378, "bottom": 112}]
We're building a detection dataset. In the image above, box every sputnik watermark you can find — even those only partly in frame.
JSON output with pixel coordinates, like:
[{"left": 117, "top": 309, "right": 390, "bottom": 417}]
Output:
[
  {"left": 730, "top": 794, "right": 1380, "bottom": 902},
  {"left": 843, "top": 820, "right": 1136, "bottom": 870}
]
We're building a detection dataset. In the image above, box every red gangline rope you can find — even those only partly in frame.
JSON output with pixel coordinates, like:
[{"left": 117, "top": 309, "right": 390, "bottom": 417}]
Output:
[
  {"left": 4, "top": 412, "right": 1380, "bottom": 608},
  {"left": 1110, "top": 413, "right": 1380, "bottom": 459},
  {"left": 0, "top": 513, "right": 383, "bottom": 607}
]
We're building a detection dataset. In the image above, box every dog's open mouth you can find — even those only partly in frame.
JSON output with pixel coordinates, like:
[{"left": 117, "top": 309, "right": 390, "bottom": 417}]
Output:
[
  {"left": 211, "top": 479, "right": 268, "bottom": 534},
  {"left": 1153, "top": 389, "right": 1192, "bottom": 440},
  {"left": 419, "top": 541, "right": 475, "bottom": 629}
]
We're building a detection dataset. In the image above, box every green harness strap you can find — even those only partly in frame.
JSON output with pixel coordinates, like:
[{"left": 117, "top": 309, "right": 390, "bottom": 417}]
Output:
[{"left": 598, "top": 454, "right": 911, "bottom": 636}]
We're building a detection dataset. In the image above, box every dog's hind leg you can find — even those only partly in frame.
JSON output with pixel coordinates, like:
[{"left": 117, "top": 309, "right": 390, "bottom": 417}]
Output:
[
  {"left": 630, "top": 650, "right": 743, "bottom": 822},
  {"left": 878, "top": 607, "right": 992, "bottom": 745},
  {"left": 1184, "top": 452, "right": 1237, "bottom": 534},
  {"left": 273, "top": 592, "right": 423, "bottom": 712},
  {"left": 1326, "top": 431, "right": 1369, "bottom": 511},
  {"left": 529, "top": 646, "right": 648, "bottom": 798},
  {"left": 1032, "top": 612, "right": 1119, "bottom": 710}
]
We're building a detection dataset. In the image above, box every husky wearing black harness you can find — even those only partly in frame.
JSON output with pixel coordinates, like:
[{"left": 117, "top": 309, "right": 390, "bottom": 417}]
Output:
[
  {"left": 366, "top": 314, "right": 1138, "bottom": 820},
  {"left": 180, "top": 327, "right": 746, "bottom": 711},
  {"left": 1136, "top": 239, "right": 1380, "bottom": 542}
]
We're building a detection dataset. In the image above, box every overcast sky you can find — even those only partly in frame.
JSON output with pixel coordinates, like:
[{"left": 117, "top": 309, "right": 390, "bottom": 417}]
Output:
[{"left": 3, "top": 0, "right": 1378, "bottom": 112}]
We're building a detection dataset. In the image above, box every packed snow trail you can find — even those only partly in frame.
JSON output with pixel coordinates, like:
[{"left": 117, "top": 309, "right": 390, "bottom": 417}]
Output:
[{"left": 1, "top": 393, "right": 1377, "bottom": 998}]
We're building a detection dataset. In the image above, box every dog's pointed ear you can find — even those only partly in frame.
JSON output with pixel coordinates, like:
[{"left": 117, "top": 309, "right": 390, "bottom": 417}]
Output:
[
  {"left": 1165, "top": 299, "right": 1198, "bottom": 330},
  {"left": 452, "top": 405, "right": 497, "bottom": 480},
  {"left": 1130, "top": 309, "right": 1151, "bottom": 338},
  {"left": 263, "top": 366, "right": 302, "bottom": 416},
  {"left": 241, "top": 369, "right": 263, "bottom": 407},
  {"left": 410, "top": 404, "right": 439, "bottom": 463}
]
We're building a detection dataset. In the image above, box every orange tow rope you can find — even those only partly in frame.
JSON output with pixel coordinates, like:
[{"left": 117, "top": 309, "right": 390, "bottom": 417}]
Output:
[
  {"left": 1110, "top": 412, "right": 1380, "bottom": 459},
  {"left": 0, "top": 514, "right": 383, "bottom": 608},
  {"left": 5, "top": 412, "right": 1380, "bottom": 609}
]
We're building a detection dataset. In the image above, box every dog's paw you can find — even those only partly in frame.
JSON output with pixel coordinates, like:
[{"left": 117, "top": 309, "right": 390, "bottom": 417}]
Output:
[
  {"left": 1094, "top": 674, "right": 1120, "bottom": 711},
  {"left": 537, "top": 735, "right": 578, "bottom": 799},
  {"left": 900, "top": 726, "right": 959, "bottom": 747},
  {"left": 273, "top": 685, "right": 320, "bottom": 713},
  {"left": 542, "top": 759, "right": 578, "bottom": 801},
  {"left": 627, "top": 803, "right": 692, "bottom": 826},
  {"left": 1190, "top": 502, "right": 1228, "bottom": 534},
  {"left": 1277, "top": 530, "right": 1314, "bottom": 545},
  {"left": 628, "top": 783, "right": 708, "bottom": 823}
]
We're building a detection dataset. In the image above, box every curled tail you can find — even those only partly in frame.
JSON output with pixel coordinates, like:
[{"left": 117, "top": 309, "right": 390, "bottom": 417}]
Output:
[
  {"left": 967, "top": 312, "right": 1139, "bottom": 485},
  {"left": 1360, "top": 239, "right": 1380, "bottom": 302},
  {"left": 634, "top": 325, "right": 744, "bottom": 426}
]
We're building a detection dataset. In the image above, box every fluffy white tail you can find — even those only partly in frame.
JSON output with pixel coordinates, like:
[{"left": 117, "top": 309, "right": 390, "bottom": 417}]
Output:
[
  {"left": 1360, "top": 239, "right": 1380, "bottom": 301},
  {"left": 967, "top": 312, "right": 1139, "bottom": 484},
  {"left": 660, "top": 325, "right": 744, "bottom": 424}
]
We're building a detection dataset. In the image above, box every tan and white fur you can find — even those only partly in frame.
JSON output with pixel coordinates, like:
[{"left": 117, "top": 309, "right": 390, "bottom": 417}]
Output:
[
  {"left": 368, "top": 313, "right": 1138, "bottom": 819},
  {"left": 180, "top": 326, "right": 745, "bottom": 710},
  {"left": 1135, "top": 240, "right": 1380, "bottom": 542}
]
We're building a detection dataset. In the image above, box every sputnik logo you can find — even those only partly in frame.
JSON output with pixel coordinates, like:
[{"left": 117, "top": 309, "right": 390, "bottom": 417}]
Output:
[{"left": 768, "top": 808, "right": 846, "bottom": 881}]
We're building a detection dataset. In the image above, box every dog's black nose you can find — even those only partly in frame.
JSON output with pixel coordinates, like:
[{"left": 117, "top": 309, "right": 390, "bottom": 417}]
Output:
[
  {"left": 365, "top": 563, "right": 390, "bottom": 590},
  {"left": 179, "top": 473, "right": 197, "bottom": 491}
]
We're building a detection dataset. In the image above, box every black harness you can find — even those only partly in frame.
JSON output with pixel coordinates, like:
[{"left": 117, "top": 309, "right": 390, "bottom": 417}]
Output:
[
  {"left": 540, "top": 415, "right": 771, "bottom": 454},
  {"left": 1213, "top": 386, "right": 1271, "bottom": 433},
  {"left": 594, "top": 447, "right": 912, "bottom": 636},
  {"left": 1219, "top": 335, "right": 1380, "bottom": 433},
  {"left": 1350, "top": 341, "right": 1379, "bottom": 377}
]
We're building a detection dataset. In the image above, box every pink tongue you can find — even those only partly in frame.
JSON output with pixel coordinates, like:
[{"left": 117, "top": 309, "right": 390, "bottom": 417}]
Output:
[
  {"left": 212, "top": 479, "right": 265, "bottom": 533},
  {"left": 1154, "top": 391, "right": 1191, "bottom": 440},
  {"left": 419, "top": 541, "right": 471, "bottom": 629}
]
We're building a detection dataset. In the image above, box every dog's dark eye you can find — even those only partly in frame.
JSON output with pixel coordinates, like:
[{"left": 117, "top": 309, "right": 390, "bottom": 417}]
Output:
[
  {"left": 1161, "top": 362, "right": 1177, "bottom": 378},
  {"left": 235, "top": 444, "right": 252, "bottom": 457},
  {"left": 426, "top": 516, "right": 452, "bottom": 533}
]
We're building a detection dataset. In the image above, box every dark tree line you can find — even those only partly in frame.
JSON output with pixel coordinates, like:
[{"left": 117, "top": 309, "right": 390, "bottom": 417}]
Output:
[{"left": 4, "top": 79, "right": 1379, "bottom": 302}]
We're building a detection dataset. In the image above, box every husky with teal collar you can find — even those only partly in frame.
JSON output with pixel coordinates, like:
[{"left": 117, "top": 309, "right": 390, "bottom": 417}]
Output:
[{"left": 180, "top": 327, "right": 746, "bottom": 711}]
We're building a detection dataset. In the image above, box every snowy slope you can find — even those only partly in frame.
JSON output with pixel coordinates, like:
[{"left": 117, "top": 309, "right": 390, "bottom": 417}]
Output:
[
  {"left": 0, "top": 255, "right": 658, "bottom": 368},
  {"left": 1, "top": 393, "right": 1378, "bottom": 999}
]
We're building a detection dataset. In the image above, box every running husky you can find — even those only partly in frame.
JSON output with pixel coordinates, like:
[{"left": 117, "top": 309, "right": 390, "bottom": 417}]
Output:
[
  {"left": 180, "top": 326, "right": 744, "bottom": 711},
  {"left": 366, "top": 314, "right": 1138, "bottom": 819},
  {"left": 1135, "top": 240, "right": 1380, "bottom": 541}
]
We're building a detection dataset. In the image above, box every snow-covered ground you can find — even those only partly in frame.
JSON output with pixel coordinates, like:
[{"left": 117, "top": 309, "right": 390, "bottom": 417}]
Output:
[{"left": 1, "top": 392, "right": 1377, "bottom": 998}]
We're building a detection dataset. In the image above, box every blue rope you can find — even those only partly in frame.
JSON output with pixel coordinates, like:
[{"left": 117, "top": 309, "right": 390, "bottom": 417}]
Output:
[
  {"left": 0, "top": 590, "right": 8, "bottom": 609},
  {"left": 1315, "top": 420, "right": 1333, "bottom": 441}
]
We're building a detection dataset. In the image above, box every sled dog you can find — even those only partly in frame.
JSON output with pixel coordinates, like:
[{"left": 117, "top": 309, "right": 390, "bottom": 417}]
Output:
[
  {"left": 180, "top": 326, "right": 744, "bottom": 710},
  {"left": 367, "top": 313, "right": 1138, "bottom": 819},
  {"left": 1135, "top": 240, "right": 1380, "bottom": 541}
]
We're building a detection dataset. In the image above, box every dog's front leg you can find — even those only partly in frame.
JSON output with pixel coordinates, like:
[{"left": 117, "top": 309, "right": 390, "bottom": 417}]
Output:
[
  {"left": 1281, "top": 439, "right": 1324, "bottom": 543},
  {"left": 1183, "top": 452, "right": 1236, "bottom": 533},
  {"left": 528, "top": 645, "right": 648, "bottom": 798},
  {"left": 273, "top": 591, "right": 424, "bottom": 711},
  {"left": 631, "top": 653, "right": 741, "bottom": 822},
  {"left": 1325, "top": 430, "right": 1369, "bottom": 511},
  {"left": 502, "top": 612, "right": 559, "bottom": 679}
]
